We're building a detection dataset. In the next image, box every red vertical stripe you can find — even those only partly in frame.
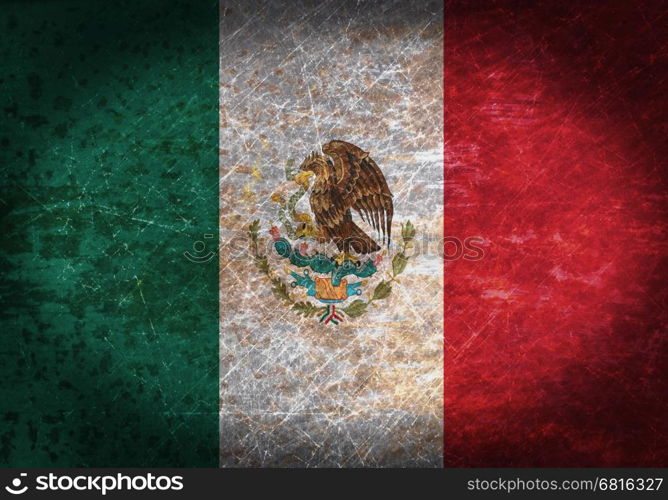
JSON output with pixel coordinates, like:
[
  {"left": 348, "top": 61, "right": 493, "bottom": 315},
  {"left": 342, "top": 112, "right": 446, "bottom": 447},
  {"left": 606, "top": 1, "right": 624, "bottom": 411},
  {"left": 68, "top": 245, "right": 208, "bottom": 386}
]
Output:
[{"left": 444, "top": 0, "right": 668, "bottom": 466}]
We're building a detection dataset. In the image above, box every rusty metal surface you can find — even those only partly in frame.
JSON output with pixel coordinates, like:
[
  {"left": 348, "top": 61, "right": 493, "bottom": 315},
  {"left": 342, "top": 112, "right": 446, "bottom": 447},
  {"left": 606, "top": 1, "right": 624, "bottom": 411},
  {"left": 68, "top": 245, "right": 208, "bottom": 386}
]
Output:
[{"left": 219, "top": 0, "right": 443, "bottom": 467}]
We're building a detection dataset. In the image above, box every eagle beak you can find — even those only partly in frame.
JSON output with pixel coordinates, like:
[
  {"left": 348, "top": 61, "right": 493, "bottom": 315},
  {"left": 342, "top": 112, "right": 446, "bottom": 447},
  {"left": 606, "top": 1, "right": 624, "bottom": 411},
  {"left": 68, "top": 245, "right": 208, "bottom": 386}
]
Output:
[{"left": 294, "top": 170, "right": 314, "bottom": 188}]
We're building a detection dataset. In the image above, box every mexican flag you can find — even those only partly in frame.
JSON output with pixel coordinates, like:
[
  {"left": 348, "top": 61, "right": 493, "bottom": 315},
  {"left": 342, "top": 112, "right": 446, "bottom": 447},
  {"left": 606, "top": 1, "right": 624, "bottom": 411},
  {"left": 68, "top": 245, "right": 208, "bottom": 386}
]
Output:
[{"left": 1, "top": 0, "right": 666, "bottom": 468}]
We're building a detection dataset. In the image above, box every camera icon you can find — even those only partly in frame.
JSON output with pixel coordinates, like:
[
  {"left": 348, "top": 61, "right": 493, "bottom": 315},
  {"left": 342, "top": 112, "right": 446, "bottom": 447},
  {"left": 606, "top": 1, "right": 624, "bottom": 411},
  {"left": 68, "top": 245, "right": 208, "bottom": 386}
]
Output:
[
  {"left": 5, "top": 473, "right": 28, "bottom": 495},
  {"left": 184, "top": 234, "right": 216, "bottom": 263}
]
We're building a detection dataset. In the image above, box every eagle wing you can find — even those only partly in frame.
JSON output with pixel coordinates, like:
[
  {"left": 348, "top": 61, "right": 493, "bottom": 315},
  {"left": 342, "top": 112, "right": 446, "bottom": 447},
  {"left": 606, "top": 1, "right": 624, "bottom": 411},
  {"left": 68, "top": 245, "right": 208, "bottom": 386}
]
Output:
[
  {"left": 309, "top": 182, "right": 348, "bottom": 242},
  {"left": 308, "top": 142, "right": 394, "bottom": 253},
  {"left": 310, "top": 181, "right": 382, "bottom": 254},
  {"left": 339, "top": 151, "right": 394, "bottom": 245}
]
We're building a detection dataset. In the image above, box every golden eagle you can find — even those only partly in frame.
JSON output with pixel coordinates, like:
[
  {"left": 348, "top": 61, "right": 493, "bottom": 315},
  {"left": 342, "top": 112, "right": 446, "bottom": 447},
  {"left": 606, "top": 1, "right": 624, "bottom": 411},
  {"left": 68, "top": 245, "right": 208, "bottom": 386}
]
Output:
[{"left": 299, "top": 140, "right": 393, "bottom": 255}]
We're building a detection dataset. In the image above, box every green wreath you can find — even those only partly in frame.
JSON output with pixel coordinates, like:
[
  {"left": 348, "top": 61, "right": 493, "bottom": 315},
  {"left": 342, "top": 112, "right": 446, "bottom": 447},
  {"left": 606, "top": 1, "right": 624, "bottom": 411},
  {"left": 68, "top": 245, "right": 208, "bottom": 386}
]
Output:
[{"left": 248, "top": 219, "right": 416, "bottom": 321}]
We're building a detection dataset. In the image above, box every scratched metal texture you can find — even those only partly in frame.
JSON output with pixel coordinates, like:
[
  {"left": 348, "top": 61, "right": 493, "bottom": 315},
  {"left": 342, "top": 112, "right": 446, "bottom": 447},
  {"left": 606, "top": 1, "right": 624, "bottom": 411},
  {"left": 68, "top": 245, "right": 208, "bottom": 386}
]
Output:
[
  {"left": 219, "top": 0, "right": 443, "bottom": 467},
  {"left": 0, "top": 1, "right": 219, "bottom": 466},
  {"left": 444, "top": 0, "right": 668, "bottom": 466}
]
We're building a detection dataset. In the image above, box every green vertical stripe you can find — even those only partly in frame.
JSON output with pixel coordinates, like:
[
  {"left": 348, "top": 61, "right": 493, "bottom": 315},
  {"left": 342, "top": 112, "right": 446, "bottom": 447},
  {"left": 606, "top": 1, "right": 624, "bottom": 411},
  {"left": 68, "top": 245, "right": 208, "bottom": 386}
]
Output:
[{"left": 0, "top": 0, "right": 219, "bottom": 466}]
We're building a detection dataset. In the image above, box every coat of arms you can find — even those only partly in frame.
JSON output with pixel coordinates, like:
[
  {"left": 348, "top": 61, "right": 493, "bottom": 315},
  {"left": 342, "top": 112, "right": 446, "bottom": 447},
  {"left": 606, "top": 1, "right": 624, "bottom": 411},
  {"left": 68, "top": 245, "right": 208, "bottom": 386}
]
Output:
[{"left": 249, "top": 140, "right": 416, "bottom": 325}]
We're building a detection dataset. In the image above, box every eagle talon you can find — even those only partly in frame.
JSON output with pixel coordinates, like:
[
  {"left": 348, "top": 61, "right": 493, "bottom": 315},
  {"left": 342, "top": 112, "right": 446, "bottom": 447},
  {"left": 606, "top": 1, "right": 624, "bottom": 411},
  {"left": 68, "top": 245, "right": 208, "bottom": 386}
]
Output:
[
  {"left": 294, "top": 213, "right": 322, "bottom": 240},
  {"left": 334, "top": 252, "right": 358, "bottom": 266}
]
